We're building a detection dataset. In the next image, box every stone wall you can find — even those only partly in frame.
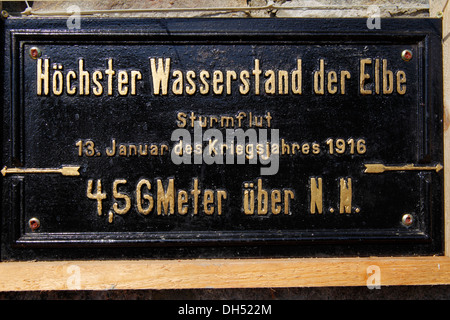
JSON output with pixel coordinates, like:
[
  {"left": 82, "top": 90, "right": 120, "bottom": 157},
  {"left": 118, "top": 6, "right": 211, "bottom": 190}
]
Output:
[{"left": 23, "top": 0, "right": 431, "bottom": 18}]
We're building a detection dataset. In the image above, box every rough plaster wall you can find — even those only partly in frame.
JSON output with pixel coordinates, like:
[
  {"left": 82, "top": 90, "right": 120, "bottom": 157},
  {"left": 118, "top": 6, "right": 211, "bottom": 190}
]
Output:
[
  {"left": 275, "top": 0, "right": 430, "bottom": 17},
  {"left": 28, "top": 0, "right": 430, "bottom": 18},
  {"left": 3, "top": 0, "right": 450, "bottom": 300}
]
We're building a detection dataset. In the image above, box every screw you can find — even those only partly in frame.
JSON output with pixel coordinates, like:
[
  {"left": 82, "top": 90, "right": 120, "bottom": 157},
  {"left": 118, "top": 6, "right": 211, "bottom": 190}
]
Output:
[
  {"left": 401, "top": 49, "right": 413, "bottom": 62},
  {"left": 29, "top": 47, "right": 42, "bottom": 59},
  {"left": 437, "top": 11, "right": 444, "bottom": 18},
  {"left": 402, "top": 214, "right": 413, "bottom": 227},
  {"left": 1, "top": 10, "right": 9, "bottom": 18},
  {"left": 29, "top": 217, "right": 40, "bottom": 231}
]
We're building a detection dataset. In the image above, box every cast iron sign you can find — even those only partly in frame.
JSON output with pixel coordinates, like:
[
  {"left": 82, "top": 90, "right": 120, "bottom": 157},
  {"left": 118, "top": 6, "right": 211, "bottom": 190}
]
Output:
[{"left": 0, "top": 18, "right": 443, "bottom": 260}]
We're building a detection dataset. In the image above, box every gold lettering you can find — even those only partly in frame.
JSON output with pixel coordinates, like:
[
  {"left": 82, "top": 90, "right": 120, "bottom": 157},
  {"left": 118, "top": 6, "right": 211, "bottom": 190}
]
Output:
[
  {"left": 106, "top": 139, "right": 116, "bottom": 156},
  {"left": 383, "top": 59, "right": 394, "bottom": 94},
  {"left": 239, "top": 70, "right": 250, "bottom": 95},
  {"left": 177, "top": 190, "right": 188, "bottom": 215},
  {"left": 119, "top": 145, "right": 127, "bottom": 156},
  {"left": 312, "top": 143, "right": 320, "bottom": 154},
  {"left": 199, "top": 70, "right": 210, "bottom": 95},
  {"left": 226, "top": 70, "right": 237, "bottom": 95},
  {"left": 339, "top": 178, "right": 352, "bottom": 214},
  {"left": 217, "top": 190, "right": 227, "bottom": 215},
  {"left": 257, "top": 179, "right": 268, "bottom": 215},
  {"left": 252, "top": 59, "right": 262, "bottom": 95},
  {"left": 92, "top": 70, "right": 103, "bottom": 96},
  {"left": 105, "top": 58, "right": 115, "bottom": 96},
  {"left": 310, "top": 178, "right": 323, "bottom": 214},
  {"left": 220, "top": 116, "right": 234, "bottom": 128},
  {"left": 136, "top": 179, "right": 153, "bottom": 215},
  {"left": 397, "top": 70, "right": 407, "bottom": 95},
  {"left": 264, "top": 70, "right": 276, "bottom": 94},
  {"left": 186, "top": 70, "right": 196, "bottom": 95},
  {"left": 128, "top": 144, "right": 137, "bottom": 156},
  {"left": 172, "top": 70, "right": 183, "bottom": 95},
  {"left": 375, "top": 59, "right": 380, "bottom": 94},
  {"left": 243, "top": 182, "right": 255, "bottom": 215},
  {"left": 284, "top": 190, "right": 294, "bottom": 215},
  {"left": 87, "top": 179, "right": 106, "bottom": 216},
  {"left": 204, "top": 190, "right": 215, "bottom": 215},
  {"left": 291, "top": 59, "right": 302, "bottom": 95},
  {"left": 213, "top": 70, "right": 224, "bottom": 95},
  {"left": 118, "top": 71, "right": 128, "bottom": 96},
  {"left": 150, "top": 145, "right": 159, "bottom": 155},
  {"left": 78, "top": 59, "right": 90, "bottom": 95},
  {"left": 160, "top": 144, "right": 168, "bottom": 155},
  {"left": 52, "top": 69, "right": 63, "bottom": 96},
  {"left": 314, "top": 59, "right": 325, "bottom": 95},
  {"left": 37, "top": 58, "right": 49, "bottom": 95},
  {"left": 157, "top": 178, "right": 175, "bottom": 215},
  {"left": 281, "top": 139, "right": 290, "bottom": 155},
  {"left": 302, "top": 143, "right": 310, "bottom": 154},
  {"left": 327, "top": 71, "right": 338, "bottom": 94},
  {"left": 340, "top": 70, "right": 351, "bottom": 95},
  {"left": 130, "top": 70, "right": 142, "bottom": 95},
  {"left": 66, "top": 71, "right": 77, "bottom": 95},
  {"left": 265, "top": 112, "right": 272, "bottom": 127},
  {"left": 113, "top": 179, "right": 131, "bottom": 215},
  {"left": 360, "top": 58, "right": 372, "bottom": 95},
  {"left": 177, "top": 112, "right": 187, "bottom": 127},
  {"left": 139, "top": 144, "right": 148, "bottom": 156},
  {"left": 278, "top": 70, "right": 289, "bottom": 94},
  {"left": 150, "top": 58, "right": 171, "bottom": 95},
  {"left": 271, "top": 190, "right": 281, "bottom": 215}
]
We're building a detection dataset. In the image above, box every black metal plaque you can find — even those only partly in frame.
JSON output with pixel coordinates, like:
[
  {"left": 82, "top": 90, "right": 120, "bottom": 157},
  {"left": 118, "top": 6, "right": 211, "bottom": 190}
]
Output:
[{"left": 0, "top": 18, "right": 443, "bottom": 260}]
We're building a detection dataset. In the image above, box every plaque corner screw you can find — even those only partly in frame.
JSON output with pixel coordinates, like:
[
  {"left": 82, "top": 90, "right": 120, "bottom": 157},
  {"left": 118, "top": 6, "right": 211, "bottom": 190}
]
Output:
[
  {"left": 437, "top": 11, "right": 444, "bottom": 18},
  {"left": 401, "top": 213, "right": 413, "bottom": 227},
  {"left": 401, "top": 49, "right": 413, "bottom": 62},
  {"left": 29, "top": 47, "right": 42, "bottom": 59},
  {"left": 1, "top": 10, "right": 9, "bottom": 19},
  {"left": 29, "top": 217, "right": 40, "bottom": 231}
]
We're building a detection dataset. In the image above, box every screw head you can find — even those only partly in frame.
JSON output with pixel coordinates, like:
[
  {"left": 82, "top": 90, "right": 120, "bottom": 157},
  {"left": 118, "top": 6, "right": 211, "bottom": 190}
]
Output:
[
  {"left": 1, "top": 10, "right": 9, "bottom": 18},
  {"left": 29, "top": 218, "right": 40, "bottom": 231},
  {"left": 402, "top": 214, "right": 413, "bottom": 227},
  {"left": 402, "top": 50, "right": 413, "bottom": 62},
  {"left": 29, "top": 47, "right": 42, "bottom": 59}
]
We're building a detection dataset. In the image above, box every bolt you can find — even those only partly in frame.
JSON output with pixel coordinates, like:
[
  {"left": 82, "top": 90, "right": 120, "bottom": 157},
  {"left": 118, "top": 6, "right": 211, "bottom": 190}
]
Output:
[
  {"left": 402, "top": 214, "right": 413, "bottom": 227},
  {"left": 1, "top": 10, "right": 9, "bottom": 18},
  {"left": 29, "top": 217, "right": 40, "bottom": 231},
  {"left": 29, "top": 47, "right": 42, "bottom": 59},
  {"left": 401, "top": 49, "right": 413, "bottom": 62}
]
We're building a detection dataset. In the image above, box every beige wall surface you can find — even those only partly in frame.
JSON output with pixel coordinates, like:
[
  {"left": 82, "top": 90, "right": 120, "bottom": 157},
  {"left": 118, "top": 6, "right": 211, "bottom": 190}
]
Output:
[{"left": 22, "top": 0, "right": 431, "bottom": 18}]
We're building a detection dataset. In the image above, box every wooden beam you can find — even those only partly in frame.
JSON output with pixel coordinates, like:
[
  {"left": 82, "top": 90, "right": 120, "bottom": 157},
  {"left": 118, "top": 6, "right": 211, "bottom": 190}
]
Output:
[{"left": 0, "top": 256, "right": 450, "bottom": 291}]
